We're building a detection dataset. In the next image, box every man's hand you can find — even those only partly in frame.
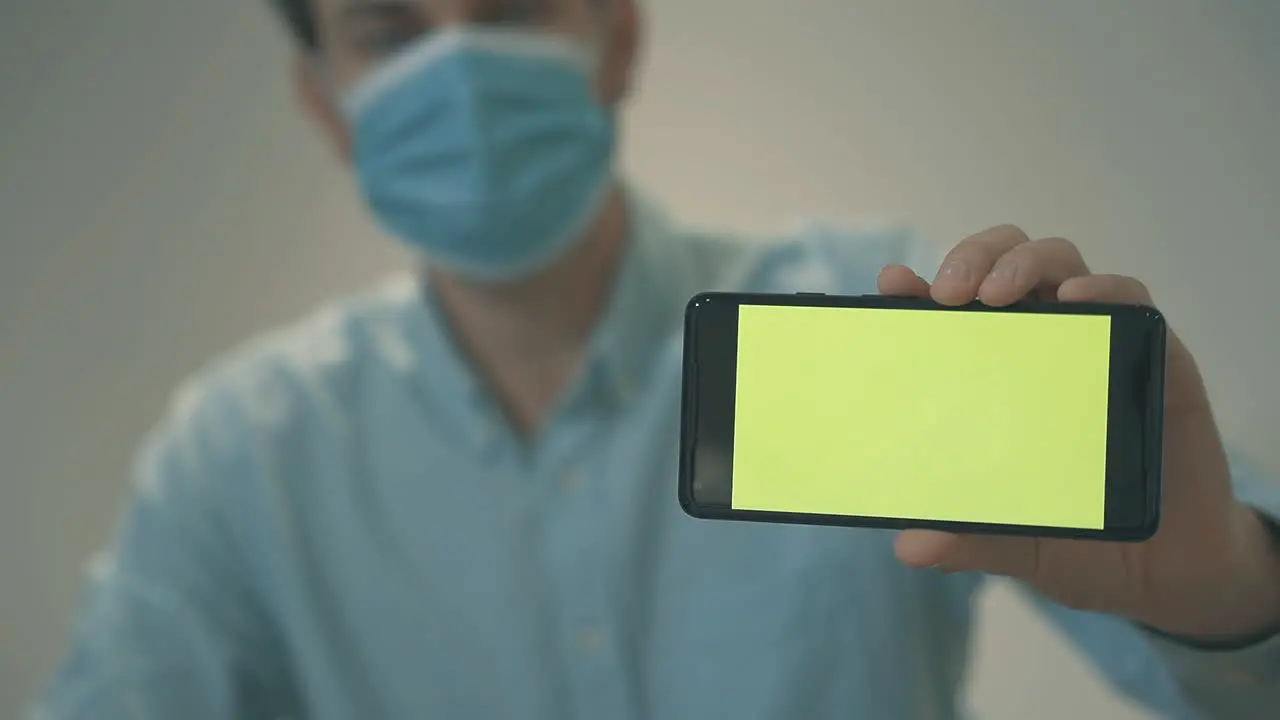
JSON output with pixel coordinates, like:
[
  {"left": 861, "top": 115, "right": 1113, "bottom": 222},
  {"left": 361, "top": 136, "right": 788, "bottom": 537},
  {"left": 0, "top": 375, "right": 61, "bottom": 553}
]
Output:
[{"left": 879, "top": 225, "right": 1280, "bottom": 642}]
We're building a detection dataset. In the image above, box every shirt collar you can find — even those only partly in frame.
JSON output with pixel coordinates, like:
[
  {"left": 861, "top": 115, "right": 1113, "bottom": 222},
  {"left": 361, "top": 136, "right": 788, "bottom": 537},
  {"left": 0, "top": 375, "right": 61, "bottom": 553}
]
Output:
[
  {"left": 391, "top": 183, "right": 690, "bottom": 447},
  {"left": 581, "top": 185, "right": 689, "bottom": 411}
]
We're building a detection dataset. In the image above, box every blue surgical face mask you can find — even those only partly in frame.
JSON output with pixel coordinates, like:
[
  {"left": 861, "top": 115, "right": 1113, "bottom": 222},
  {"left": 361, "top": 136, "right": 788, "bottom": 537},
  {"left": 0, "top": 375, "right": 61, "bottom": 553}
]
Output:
[{"left": 340, "top": 28, "right": 618, "bottom": 282}]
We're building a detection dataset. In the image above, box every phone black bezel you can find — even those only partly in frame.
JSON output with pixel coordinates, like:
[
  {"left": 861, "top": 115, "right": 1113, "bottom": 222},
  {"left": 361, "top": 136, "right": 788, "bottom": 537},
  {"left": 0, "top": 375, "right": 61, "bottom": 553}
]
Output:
[{"left": 677, "top": 292, "right": 1166, "bottom": 542}]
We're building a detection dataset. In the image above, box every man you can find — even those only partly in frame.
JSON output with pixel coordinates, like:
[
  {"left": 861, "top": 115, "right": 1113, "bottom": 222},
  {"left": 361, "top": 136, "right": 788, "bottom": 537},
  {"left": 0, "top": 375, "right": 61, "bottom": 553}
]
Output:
[{"left": 35, "top": 1, "right": 1280, "bottom": 717}]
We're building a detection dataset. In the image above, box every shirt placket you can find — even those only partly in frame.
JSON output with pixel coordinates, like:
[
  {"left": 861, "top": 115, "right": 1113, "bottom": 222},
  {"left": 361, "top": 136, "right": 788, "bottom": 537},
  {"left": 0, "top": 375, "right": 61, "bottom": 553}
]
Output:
[{"left": 533, "top": 399, "right": 638, "bottom": 720}]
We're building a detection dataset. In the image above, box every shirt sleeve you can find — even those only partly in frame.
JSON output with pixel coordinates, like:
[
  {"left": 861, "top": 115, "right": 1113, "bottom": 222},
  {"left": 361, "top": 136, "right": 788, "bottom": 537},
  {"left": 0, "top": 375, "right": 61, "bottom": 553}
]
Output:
[
  {"left": 1023, "top": 450, "right": 1280, "bottom": 719},
  {"left": 30, "top": 381, "right": 295, "bottom": 720}
]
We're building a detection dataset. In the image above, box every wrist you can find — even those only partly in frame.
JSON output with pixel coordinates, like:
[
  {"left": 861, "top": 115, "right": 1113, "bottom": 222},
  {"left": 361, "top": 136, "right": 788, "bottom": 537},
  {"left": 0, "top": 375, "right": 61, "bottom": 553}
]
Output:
[
  {"left": 1153, "top": 504, "right": 1280, "bottom": 645},
  {"left": 1228, "top": 506, "right": 1280, "bottom": 637}
]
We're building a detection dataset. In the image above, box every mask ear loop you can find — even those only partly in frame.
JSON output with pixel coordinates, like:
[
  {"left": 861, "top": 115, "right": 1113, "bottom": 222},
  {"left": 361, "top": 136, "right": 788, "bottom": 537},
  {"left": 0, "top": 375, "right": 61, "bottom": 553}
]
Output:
[
  {"left": 581, "top": 0, "right": 624, "bottom": 85},
  {"left": 307, "top": 55, "right": 355, "bottom": 127},
  {"left": 310, "top": 56, "right": 337, "bottom": 95}
]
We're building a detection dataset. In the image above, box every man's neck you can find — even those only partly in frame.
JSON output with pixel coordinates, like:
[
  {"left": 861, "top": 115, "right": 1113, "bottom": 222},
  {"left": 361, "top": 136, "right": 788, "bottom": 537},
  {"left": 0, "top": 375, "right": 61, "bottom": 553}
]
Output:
[{"left": 427, "top": 185, "right": 630, "bottom": 435}]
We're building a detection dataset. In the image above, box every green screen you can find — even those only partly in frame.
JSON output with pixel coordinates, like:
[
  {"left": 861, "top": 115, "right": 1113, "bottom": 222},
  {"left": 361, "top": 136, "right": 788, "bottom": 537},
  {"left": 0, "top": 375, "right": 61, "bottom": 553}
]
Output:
[{"left": 731, "top": 305, "right": 1112, "bottom": 529}]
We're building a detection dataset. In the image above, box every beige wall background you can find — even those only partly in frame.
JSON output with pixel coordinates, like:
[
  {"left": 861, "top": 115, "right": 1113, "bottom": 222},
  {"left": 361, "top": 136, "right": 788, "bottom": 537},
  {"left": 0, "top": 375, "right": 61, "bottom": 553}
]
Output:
[{"left": 2, "top": 0, "right": 1278, "bottom": 717}]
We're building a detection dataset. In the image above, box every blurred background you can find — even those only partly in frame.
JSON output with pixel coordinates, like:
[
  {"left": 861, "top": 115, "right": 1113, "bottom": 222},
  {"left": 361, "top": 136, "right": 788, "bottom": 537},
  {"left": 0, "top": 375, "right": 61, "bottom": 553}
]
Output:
[{"left": 2, "top": 0, "right": 1278, "bottom": 717}]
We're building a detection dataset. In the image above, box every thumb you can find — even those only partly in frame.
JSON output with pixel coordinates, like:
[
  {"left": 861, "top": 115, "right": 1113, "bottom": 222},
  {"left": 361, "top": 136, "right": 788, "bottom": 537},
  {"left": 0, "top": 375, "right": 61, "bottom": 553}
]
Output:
[{"left": 895, "top": 529, "right": 1043, "bottom": 579}]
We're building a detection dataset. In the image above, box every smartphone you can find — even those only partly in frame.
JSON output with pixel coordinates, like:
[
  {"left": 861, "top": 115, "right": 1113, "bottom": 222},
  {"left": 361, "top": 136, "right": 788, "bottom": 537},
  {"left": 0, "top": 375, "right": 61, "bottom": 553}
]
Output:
[{"left": 678, "top": 291, "right": 1167, "bottom": 541}]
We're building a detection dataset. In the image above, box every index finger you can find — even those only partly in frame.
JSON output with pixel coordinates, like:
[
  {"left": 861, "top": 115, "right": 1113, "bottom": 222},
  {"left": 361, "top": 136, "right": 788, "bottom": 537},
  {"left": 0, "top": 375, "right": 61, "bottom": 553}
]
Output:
[
  {"left": 933, "top": 225, "right": 1031, "bottom": 306},
  {"left": 877, "top": 264, "right": 931, "bottom": 297}
]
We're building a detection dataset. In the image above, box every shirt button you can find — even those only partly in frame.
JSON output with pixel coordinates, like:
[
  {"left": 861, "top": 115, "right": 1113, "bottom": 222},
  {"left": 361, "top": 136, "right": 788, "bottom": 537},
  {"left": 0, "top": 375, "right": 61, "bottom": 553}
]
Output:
[
  {"left": 475, "top": 419, "right": 495, "bottom": 450},
  {"left": 614, "top": 376, "right": 635, "bottom": 408},
  {"left": 575, "top": 626, "right": 603, "bottom": 654},
  {"left": 561, "top": 468, "right": 583, "bottom": 490}
]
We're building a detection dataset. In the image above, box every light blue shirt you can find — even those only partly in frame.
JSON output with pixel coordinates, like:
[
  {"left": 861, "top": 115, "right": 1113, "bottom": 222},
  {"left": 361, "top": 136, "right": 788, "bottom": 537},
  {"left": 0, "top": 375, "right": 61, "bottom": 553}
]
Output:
[{"left": 37, "top": 191, "right": 1280, "bottom": 719}]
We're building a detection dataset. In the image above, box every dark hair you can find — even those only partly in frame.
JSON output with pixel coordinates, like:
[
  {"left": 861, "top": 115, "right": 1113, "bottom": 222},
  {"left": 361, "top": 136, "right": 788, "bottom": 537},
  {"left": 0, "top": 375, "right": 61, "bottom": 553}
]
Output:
[
  {"left": 268, "top": 0, "right": 320, "bottom": 51},
  {"left": 269, "top": 0, "right": 616, "bottom": 52}
]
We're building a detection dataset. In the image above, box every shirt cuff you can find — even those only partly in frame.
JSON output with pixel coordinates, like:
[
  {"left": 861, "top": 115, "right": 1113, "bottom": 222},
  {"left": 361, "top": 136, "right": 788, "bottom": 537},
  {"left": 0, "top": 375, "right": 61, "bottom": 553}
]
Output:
[
  {"left": 1141, "top": 626, "right": 1280, "bottom": 719},
  {"left": 1145, "top": 626, "right": 1280, "bottom": 685}
]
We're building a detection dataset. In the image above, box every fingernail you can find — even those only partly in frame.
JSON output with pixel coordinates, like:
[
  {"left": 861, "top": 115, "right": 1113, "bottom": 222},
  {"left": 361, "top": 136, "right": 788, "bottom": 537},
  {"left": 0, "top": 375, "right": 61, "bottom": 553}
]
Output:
[
  {"left": 990, "top": 260, "right": 1018, "bottom": 282},
  {"left": 939, "top": 260, "right": 971, "bottom": 284}
]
